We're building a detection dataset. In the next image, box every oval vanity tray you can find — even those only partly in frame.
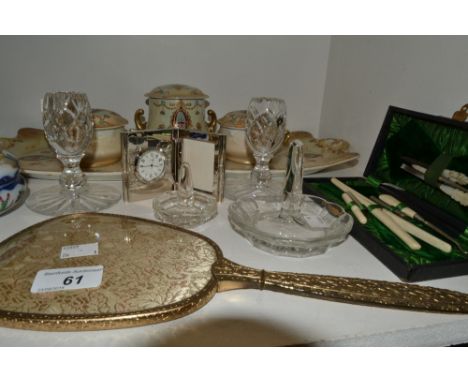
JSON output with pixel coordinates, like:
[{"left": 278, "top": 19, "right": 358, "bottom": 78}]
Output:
[
  {"left": 0, "top": 128, "right": 121, "bottom": 181},
  {"left": 1, "top": 128, "right": 359, "bottom": 181},
  {"left": 225, "top": 151, "right": 359, "bottom": 177},
  {"left": 1, "top": 213, "right": 467, "bottom": 331}
]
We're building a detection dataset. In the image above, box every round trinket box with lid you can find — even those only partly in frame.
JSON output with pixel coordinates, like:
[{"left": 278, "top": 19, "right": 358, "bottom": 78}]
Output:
[{"left": 134, "top": 84, "right": 217, "bottom": 132}]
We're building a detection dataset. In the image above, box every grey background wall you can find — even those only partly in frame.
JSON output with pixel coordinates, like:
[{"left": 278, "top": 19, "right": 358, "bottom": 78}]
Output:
[
  {"left": 1, "top": 35, "right": 468, "bottom": 176},
  {"left": 0, "top": 36, "right": 330, "bottom": 137},
  {"left": 320, "top": 36, "right": 468, "bottom": 175}
]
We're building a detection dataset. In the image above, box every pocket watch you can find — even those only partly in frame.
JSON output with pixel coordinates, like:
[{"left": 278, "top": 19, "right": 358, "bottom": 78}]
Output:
[
  {"left": 122, "top": 129, "right": 175, "bottom": 202},
  {"left": 135, "top": 148, "right": 166, "bottom": 183}
]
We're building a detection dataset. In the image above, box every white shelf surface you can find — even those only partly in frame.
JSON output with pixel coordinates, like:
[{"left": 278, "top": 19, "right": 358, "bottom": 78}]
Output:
[{"left": 1, "top": 175, "right": 468, "bottom": 346}]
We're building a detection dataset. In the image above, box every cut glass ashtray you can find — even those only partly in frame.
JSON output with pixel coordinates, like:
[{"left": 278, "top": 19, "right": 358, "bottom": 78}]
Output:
[
  {"left": 228, "top": 193, "right": 353, "bottom": 257},
  {"left": 153, "top": 190, "right": 217, "bottom": 228}
]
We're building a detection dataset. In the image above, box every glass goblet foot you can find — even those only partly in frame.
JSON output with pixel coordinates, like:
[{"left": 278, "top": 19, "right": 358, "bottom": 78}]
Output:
[
  {"left": 26, "top": 182, "right": 120, "bottom": 216},
  {"left": 225, "top": 176, "right": 284, "bottom": 200}
]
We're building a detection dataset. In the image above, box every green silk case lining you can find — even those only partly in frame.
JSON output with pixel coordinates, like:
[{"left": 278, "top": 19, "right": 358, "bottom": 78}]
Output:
[
  {"left": 305, "top": 181, "right": 466, "bottom": 267},
  {"left": 305, "top": 111, "right": 467, "bottom": 268}
]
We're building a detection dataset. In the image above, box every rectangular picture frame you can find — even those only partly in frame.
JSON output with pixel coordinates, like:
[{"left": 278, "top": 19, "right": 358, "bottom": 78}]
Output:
[{"left": 121, "top": 128, "right": 226, "bottom": 202}]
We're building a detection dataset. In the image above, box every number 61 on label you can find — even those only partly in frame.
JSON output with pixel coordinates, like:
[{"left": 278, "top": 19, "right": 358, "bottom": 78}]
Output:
[
  {"left": 31, "top": 265, "right": 103, "bottom": 293},
  {"left": 63, "top": 275, "right": 84, "bottom": 285}
]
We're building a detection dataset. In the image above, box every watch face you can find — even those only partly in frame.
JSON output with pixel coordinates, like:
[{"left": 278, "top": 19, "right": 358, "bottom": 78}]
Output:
[{"left": 135, "top": 150, "right": 166, "bottom": 183}]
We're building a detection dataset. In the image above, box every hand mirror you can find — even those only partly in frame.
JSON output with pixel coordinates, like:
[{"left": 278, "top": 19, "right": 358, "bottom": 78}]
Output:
[{"left": 0, "top": 213, "right": 467, "bottom": 331}]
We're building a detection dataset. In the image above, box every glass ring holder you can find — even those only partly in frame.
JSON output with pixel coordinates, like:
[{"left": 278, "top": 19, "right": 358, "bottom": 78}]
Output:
[
  {"left": 228, "top": 140, "right": 354, "bottom": 257},
  {"left": 26, "top": 92, "right": 120, "bottom": 216},
  {"left": 153, "top": 162, "right": 217, "bottom": 228}
]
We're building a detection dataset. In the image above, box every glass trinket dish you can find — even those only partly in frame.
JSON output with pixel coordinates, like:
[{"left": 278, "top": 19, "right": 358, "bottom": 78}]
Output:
[
  {"left": 228, "top": 193, "right": 353, "bottom": 257},
  {"left": 228, "top": 140, "right": 353, "bottom": 257},
  {"left": 153, "top": 162, "right": 217, "bottom": 228}
]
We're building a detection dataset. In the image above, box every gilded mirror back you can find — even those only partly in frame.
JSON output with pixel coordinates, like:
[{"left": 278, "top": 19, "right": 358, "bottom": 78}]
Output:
[{"left": 0, "top": 214, "right": 219, "bottom": 330}]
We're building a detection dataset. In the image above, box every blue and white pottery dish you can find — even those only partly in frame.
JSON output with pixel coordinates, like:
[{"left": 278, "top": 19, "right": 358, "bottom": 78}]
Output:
[{"left": 0, "top": 153, "right": 27, "bottom": 215}]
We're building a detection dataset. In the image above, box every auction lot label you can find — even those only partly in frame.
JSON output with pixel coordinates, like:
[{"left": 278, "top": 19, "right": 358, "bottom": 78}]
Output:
[{"left": 31, "top": 265, "right": 103, "bottom": 293}]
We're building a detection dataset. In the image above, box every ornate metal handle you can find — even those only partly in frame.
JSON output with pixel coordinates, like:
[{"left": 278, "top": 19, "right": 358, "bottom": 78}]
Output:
[
  {"left": 213, "top": 258, "right": 468, "bottom": 314},
  {"left": 206, "top": 109, "right": 217, "bottom": 133},
  {"left": 134, "top": 108, "right": 147, "bottom": 130},
  {"left": 452, "top": 104, "right": 468, "bottom": 122}
]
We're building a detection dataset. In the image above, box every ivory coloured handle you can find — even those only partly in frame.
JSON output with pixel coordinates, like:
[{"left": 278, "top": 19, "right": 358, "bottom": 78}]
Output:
[
  {"left": 371, "top": 208, "right": 421, "bottom": 251},
  {"left": 379, "top": 194, "right": 416, "bottom": 218},
  {"left": 383, "top": 210, "right": 452, "bottom": 253},
  {"left": 342, "top": 193, "right": 367, "bottom": 224}
]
